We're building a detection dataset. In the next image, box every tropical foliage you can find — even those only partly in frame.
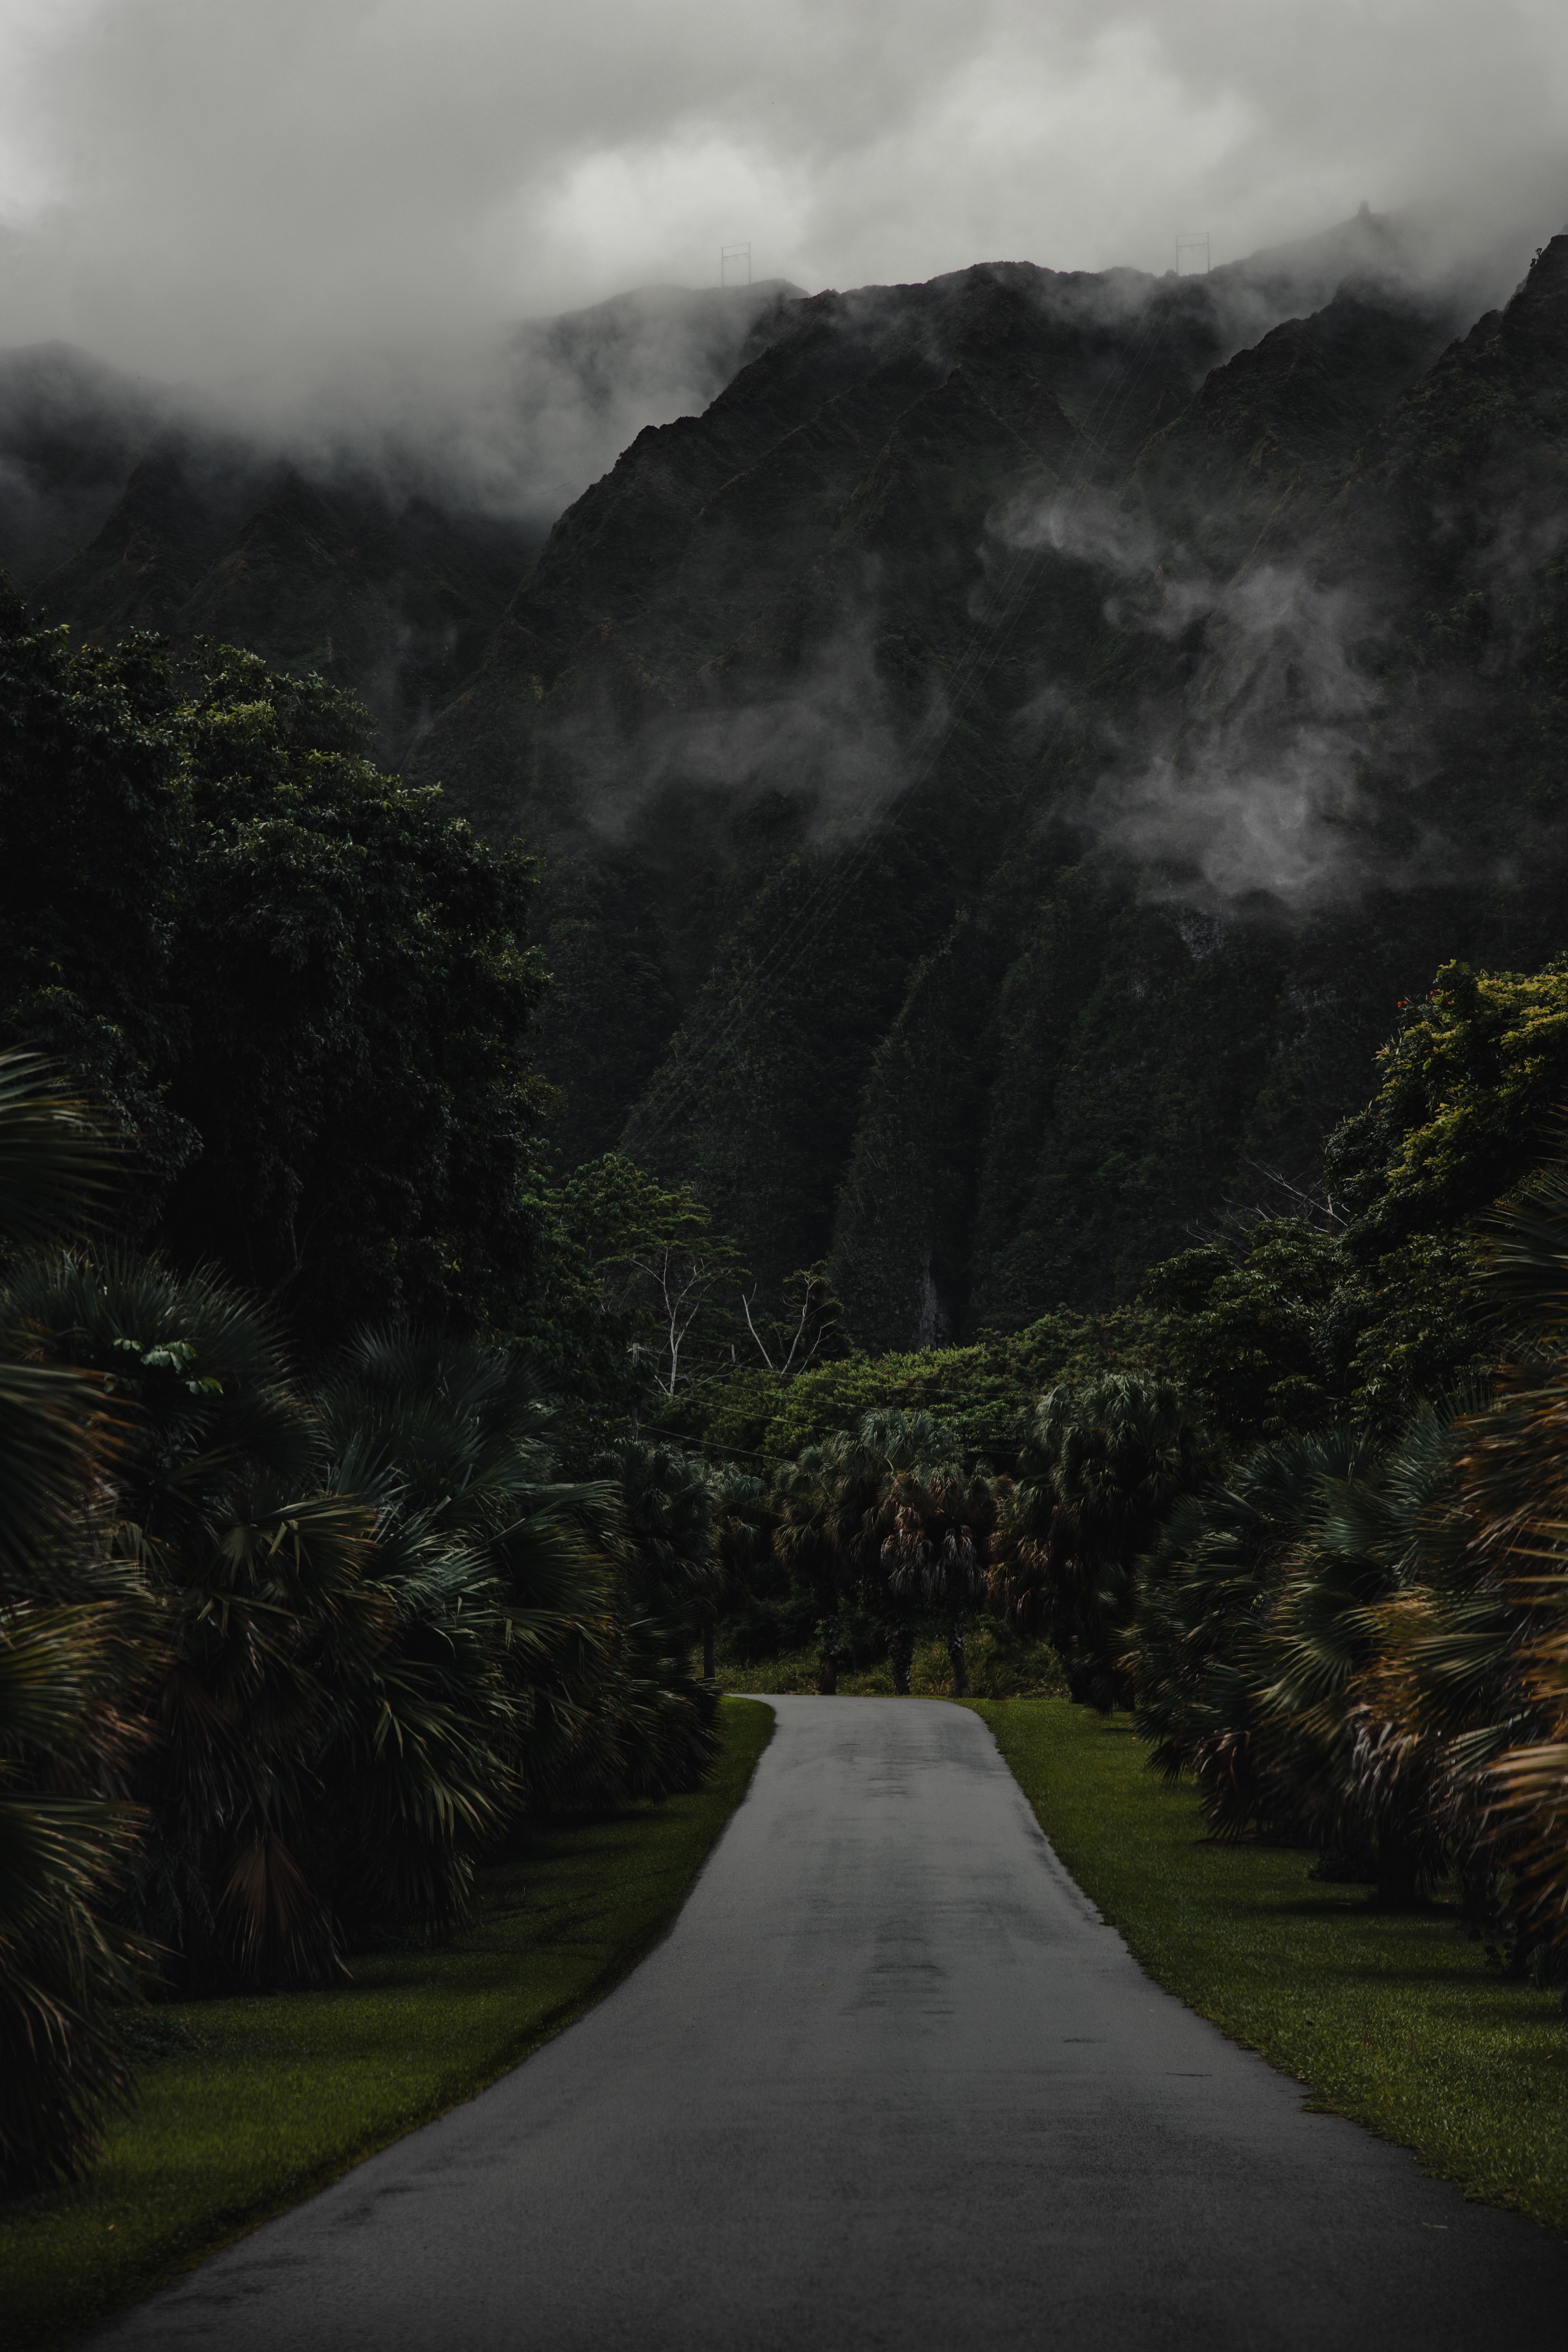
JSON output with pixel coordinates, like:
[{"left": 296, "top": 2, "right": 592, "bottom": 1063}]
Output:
[
  {"left": 993, "top": 1376, "right": 1209, "bottom": 1709},
  {"left": 0, "top": 1051, "right": 729, "bottom": 2194},
  {"left": 10, "top": 547, "right": 1568, "bottom": 2210},
  {"left": 0, "top": 1055, "right": 149, "bottom": 2194},
  {"left": 1120, "top": 1152, "right": 1568, "bottom": 1976},
  {"left": 0, "top": 600, "right": 548, "bottom": 1345}
]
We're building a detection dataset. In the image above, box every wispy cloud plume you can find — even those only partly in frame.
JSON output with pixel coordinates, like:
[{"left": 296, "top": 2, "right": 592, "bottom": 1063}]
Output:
[{"left": 0, "top": 0, "right": 1563, "bottom": 384}]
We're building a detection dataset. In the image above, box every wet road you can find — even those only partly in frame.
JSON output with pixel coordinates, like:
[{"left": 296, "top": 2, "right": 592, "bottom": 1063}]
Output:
[{"left": 86, "top": 1696, "right": 1568, "bottom": 2351}]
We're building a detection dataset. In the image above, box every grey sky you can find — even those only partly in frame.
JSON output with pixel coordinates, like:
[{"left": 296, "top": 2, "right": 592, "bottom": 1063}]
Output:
[{"left": 0, "top": 0, "right": 1564, "bottom": 378}]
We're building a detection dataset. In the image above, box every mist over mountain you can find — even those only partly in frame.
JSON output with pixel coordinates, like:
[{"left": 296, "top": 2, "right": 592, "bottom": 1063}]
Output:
[
  {"left": 0, "top": 279, "right": 797, "bottom": 751},
  {"left": 392, "top": 207, "right": 1548, "bottom": 1323},
  {"left": 9, "top": 202, "right": 1568, "bottom": 1354}
]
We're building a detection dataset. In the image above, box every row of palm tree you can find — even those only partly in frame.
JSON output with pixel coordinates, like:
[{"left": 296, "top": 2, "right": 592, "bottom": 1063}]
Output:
[
  {"left": 0, "top": 1054, "right": 731, "bottom": 2196},
  {"left": 760, "top": 1382, "right": 1207, "bottom": 1703},
  {"left": 1124, "top": 1165, "right": 1568, "bottom": 1967},
  {"left": 766, "top": 1217, "right": 1568, "bottom": 1990}
]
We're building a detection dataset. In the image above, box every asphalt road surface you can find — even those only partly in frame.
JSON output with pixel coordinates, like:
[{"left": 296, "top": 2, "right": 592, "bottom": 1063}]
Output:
[{"left": 86, "top": 1696, "right": 1568, "bottom": 2352}]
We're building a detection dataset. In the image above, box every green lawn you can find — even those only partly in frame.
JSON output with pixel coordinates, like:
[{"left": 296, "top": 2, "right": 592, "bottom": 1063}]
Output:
[
  {"left": 973, "top": 1698, "right": 1568, "bottom": 2234},
  {"left": 1, "top": 1695, "right": 775, "bottom": 2352}
]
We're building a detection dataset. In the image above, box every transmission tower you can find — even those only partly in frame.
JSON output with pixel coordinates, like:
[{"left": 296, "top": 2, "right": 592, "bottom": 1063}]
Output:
[
  {"left": 720, "top": 242, "right": 752, "bottom": 287},
  {"left": 1175, "top": 232, "right": 1211, "bottom": 276}
]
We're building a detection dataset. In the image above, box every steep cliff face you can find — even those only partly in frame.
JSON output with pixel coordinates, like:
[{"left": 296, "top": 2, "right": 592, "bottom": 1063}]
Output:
[
  {"left": 2, "top": 281, "right": 795, "bottom": 761},
  {"left": 401, "top": 219, "right": 1556, "bottom": 1345},
  {"left": 901, "top": 237, "right": 1568, "bottom": 1339},
  {"left": 0, "top": 343, "right": 170, "bottom": 583},
  {"left": 13, "top": 219, "right": 1563, "bottom": 1351}
]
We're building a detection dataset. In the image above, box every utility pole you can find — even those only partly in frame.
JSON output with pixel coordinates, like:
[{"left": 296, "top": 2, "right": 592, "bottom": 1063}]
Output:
[
  {"left": 1175, "top": 232, "right": 1211, "bottom": 276},
  {"left": 721, "top": 242, "right": 752, "bottom": 287}
]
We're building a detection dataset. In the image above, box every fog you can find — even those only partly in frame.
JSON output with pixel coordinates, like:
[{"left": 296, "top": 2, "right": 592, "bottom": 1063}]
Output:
[
  {"left": 4, "top": 0, "right": 1565, "bottom": 909},
  {"left": 1, "top": 0, "right": 1564, "bottom": 388}
]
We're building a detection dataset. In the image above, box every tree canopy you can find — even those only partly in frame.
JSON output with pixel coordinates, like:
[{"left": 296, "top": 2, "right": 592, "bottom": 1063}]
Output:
[{"left": 0, "top": 599, "right": 548, "bottom": 1344}]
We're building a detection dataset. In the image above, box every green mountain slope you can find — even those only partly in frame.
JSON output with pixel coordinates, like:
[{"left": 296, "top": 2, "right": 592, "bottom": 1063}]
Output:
[
  {"left": 12, "top": 217, "right": 1562, "bottom": 1357},
  {"left": 405, "top": 217, "right": 1546, "bottom": 1348},
  {"left": 2, "top": 282, "right": 796, "bottom": 760}
]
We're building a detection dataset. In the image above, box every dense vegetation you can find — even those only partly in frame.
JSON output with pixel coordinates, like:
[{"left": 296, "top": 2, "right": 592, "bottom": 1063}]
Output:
[
  {"left": 7, "top": 209, "right": 1568, "bottom": 2230},
  {"left": 402, "top": 225, "right": 1568, "bottom": 1355},
  {"left": 0, "top": 1052, "right": 746, "bottom": 2191},
  {"left": 0, "top": 617, "right": 759, "bottom": 2192},
  {"left": 1, "top": 1701, "right": 773, "bottom": 2352}
]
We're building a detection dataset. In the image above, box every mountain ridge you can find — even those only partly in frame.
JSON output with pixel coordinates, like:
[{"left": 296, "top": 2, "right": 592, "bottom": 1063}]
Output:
[{"left": 10, "top": 214, "right": 1566, "bottom": 1353}]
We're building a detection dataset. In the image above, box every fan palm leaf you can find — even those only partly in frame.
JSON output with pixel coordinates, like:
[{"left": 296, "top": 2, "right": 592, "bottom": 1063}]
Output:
[{"left": 0, "top": 1053, "right": 151, "bottom": 2191}]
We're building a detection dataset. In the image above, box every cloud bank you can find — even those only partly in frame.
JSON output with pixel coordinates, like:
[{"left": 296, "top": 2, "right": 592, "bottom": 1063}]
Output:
[{"left": 0, "top": 0, "right": 1565, "bottom": 383}]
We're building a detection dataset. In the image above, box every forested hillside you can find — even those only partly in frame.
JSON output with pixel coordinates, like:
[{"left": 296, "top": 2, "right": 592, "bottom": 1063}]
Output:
[
  {"left": 0, "top": 281, "right": 797, "bottom": 761},
  {"left": 396, "top": 210, "right": 1567, "bottom": 1349},
  {"left": 11, "top": 206, "right": 1568, "bottom": 2222},
  {"left": 12, "top": 211, "right": 1568, "bottom": 1351}
]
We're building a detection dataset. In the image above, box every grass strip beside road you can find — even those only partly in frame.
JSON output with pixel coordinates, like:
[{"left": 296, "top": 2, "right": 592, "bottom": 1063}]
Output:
[
  {"left": 1, "top": 1695, "right": 775, "bottom": 2352},
  {"left": 973, "top": 1698, "right": 1568, "bottom": 2237}
]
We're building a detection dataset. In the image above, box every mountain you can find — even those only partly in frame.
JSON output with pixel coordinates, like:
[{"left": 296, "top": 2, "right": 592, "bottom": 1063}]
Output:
[
  {"left": 11, "top": 216, "right": 1566, "bottom": 1354},
  {"left": 402, "top": 214, "right": 1552, "bottom": 1349},
  {"left": 0, "top": 281, "right": 798, "bottom": 758},
  {"left": 0, "top": 342, "right": 172, "bottom": 582}
]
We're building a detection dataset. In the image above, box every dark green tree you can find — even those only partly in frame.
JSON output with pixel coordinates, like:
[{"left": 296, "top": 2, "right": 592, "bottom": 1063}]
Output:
[
  {"left": 0, "top": 1053, "right": 153, "bottom": 2192},
  {"left": 995, "top": 1374, "right": 1209, "bottom": 1708},
  {"left": 0, "top": 597, "right": 550, "bottom": 1348}
]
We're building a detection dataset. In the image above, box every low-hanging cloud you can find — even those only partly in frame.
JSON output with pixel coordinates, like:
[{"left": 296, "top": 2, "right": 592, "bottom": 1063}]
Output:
[
  {"left": 1084, "top": 573, "right": 1382, "bottom": 904},
  {"left": 0, "top": 0, "right": 1565, "bottom": 394},
  {"left": 997, "top": 477, "right": 1411, "bottom": 905},
  {"left": 557, "top": 614, "right": 942, "bottom": 850}
]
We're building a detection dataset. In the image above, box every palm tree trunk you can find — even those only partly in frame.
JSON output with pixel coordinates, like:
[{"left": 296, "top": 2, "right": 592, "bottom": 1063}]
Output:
[
  {"left": 947, "top": 1617, "right": 969, "bottom": 1698},
  {"left": 890, "top": 1628, "right": 913, "bottom": 1695},
  {"left": 1376, "top": 1832, "right": 1421, "bottom": 1909}
]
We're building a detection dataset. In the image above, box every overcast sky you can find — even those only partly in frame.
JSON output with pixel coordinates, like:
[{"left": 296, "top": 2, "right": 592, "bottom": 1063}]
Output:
[{"left": 1, "top": 0, "right": 1565, "bottom": 379}]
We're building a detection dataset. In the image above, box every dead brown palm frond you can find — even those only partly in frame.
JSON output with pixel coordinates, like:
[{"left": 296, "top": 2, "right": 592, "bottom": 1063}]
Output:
[
  {"left": 221, "top": 1830, "right": 341, "bottom": 1985},
  {"left": 0, "top": 1050, "right": 121, "bottom": 1260},
  {"left": 0, "top": 1597, "right": 158, "bottom": 2193},
  {"left": 1448, "top": 1157, "right": 1568, "bottom": 1962}
]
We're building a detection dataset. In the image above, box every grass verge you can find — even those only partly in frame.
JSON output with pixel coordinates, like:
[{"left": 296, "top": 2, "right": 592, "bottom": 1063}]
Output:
[
  {"left": 1, "top": 1695, "right": 775, "bottom": 2352},
  {"left": 973, "top": 1698, "right": 1568, "bottom": 2234}
]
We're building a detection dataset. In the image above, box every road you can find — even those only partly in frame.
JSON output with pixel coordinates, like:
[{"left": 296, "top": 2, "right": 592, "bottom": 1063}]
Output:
[{"left": 86, "top": 1696, "right": 1568, "bottom": 2351}]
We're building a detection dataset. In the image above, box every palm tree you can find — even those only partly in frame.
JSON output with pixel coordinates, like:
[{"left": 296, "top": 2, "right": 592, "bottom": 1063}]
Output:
[
  {"left": 997, "top": 1375, "right": 1208, "bottom": 1709},
  {"left": 1128, "top": 1428, "right": 1374, "bottom": 1829},
  {"left": 0, "top": 1051, "right": 152, "bottom": 2192},
  {"left": 1252, "top": 1409, "right": 1462, "bottom": 1902},
  {"left": 704, "top": 1468, "right": 770, "bottom": 1682},
  {"left": 771, "top": 1448, "right": 844, "bottom": 1692},
  {"left": 1454, "top": 1158, "right": 1568, "bottom": 1968},
  {"left": 1127, "top": 1407, "right": 1493, "bottom": 1903},
  {"left": 316, "top": 1327, "right": 615, "bottom": 1882},
  {"left": 769, "top": 1414, "right": 938, "bottom": 1693},
  {"left": 878, "top": 1459, "right": 996, "bottom": 1696},
  {"left": 589, "top": 1438, "right": 722, "bottom": 1797},
  {"left": 9, "top": 1250, "right": 379, "bottom": 1983}
]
